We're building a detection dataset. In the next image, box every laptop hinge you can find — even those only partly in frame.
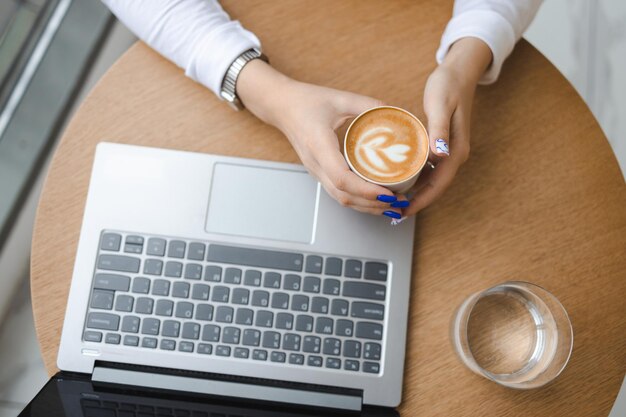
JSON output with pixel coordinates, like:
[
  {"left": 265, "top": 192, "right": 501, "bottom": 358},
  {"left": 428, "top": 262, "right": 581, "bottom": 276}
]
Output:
[{"left": 92, "top": 364, "right": 363, "bottom": 412}]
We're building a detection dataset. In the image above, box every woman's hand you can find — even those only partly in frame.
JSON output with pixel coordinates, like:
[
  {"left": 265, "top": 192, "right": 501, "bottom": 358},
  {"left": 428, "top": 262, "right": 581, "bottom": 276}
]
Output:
[
  {"left": 403, "top": 37, "right": 492, "bottom": 217},
  {"left": 237, "top": 60, "right": 405, "bottom": 217}
]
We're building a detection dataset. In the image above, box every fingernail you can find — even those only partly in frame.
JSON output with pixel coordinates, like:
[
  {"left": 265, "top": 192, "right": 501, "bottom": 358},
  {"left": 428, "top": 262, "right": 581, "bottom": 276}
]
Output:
[
  {"left": 377, "top": 195, "right": 397, "bottom": 203},
  {"left": 435, "top": 138, "right": 450, "bottom": 155},
  {"left": 383, "top": 210, "right": 401, "bottom": 219},
  {"left": 390, "top": 200, "right": 409, "bottom": 208},
  {"left": 391, "top": 217, "right": 407, "bottom": 226}
]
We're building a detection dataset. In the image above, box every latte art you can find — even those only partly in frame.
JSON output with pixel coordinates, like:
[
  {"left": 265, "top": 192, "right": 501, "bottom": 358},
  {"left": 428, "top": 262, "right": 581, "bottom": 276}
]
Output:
[{"left": 345, "top": 107, "right": 428, "bottom": 183}]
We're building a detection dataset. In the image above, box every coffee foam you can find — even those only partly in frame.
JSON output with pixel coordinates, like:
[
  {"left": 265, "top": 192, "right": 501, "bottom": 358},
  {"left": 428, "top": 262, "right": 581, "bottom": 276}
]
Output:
[{"left": 346, "top": 107, "right": 428, "bottom": 183}]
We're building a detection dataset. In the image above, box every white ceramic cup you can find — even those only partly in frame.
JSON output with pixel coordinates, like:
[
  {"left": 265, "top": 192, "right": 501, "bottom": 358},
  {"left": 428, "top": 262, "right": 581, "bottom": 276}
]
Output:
[{"left": 343, "top": 106, "right": 430, "bottom": 193}]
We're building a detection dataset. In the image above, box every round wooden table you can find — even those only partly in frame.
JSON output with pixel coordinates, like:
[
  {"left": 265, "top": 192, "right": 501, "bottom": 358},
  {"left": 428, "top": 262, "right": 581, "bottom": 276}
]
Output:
[{"left": 31, "top": 1, "right": 625, "bottom": 415}]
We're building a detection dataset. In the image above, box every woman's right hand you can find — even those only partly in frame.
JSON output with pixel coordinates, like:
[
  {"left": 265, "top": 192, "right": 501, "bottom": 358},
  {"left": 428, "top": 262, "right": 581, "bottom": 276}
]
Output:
[{"left": 236, "top": 60, "right": 406, "bottom": 218}]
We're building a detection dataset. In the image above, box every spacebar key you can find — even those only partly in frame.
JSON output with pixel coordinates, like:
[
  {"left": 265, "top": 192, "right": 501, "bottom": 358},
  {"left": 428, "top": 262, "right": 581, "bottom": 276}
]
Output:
[
  {"left": 207, "top": 244, "right": 303, "bottom": 272},
  {"left": 343, "top": 282, "right": 386, "bottom": 301}
]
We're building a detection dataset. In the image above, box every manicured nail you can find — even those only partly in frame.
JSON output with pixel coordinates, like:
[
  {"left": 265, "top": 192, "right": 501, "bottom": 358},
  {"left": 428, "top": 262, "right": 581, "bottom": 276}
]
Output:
[
  {"left": 377, "top": 195, "right": 397, "bottom": 203},
  {"left": 435, "top": 138, "right": 450, "bottom": 155},
  {"left": 383, "top": 210, "right": 401, "bottom": 219},
  {"left": 390, "top": 200, "right": 409, "bottom": 208},
  {"left": 391, "top": 217, "right": 407, "bottom": 226}
]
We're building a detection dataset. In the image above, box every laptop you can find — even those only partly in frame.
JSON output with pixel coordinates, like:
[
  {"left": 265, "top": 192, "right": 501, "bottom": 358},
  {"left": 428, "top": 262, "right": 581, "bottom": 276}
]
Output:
[{"left": 20, "top": 142, "right": 416, "bottom": 416}]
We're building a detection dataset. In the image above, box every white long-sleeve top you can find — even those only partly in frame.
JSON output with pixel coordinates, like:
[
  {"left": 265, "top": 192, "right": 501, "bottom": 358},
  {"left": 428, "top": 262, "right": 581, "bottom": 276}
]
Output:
[{"left": 102, "top": 0, "right": 542, "bottom": 96}]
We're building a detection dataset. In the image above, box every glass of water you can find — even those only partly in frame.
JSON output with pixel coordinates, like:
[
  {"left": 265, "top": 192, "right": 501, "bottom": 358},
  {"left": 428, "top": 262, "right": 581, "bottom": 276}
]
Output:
[{"left": 451, "top": 281, "right": 573, "bottom": 389}]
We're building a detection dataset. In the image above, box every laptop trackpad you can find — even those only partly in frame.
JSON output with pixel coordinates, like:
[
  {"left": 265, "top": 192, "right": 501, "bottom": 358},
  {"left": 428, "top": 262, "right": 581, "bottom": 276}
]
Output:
[{"left": 205, "top": 163, "right": 319, "bottom": 244}]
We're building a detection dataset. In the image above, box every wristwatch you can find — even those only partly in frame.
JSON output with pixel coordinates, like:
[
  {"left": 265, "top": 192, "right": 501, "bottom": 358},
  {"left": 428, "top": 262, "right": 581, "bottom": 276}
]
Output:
[{"left": 220, "top": 48, "right": 269, "bottom": 111}]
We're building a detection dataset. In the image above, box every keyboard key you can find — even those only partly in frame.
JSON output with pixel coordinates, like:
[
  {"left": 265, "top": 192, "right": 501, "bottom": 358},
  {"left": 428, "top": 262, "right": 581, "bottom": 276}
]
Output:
[
  {"left": 165, "top": 261, "right": 183, "bottom": 278},
  {"left": 316, "top": 317, "right": 334, "bottom": 335},
  {"left": 135, "top": 297, "right": 154, "bottom": 314},
  {"left": 167, "top": 240, "right": 186, "bottom": 258},
  {"left": 271, "top": 292, "right": 289, "bottom": 309},
  {"left": 323, "top": 338, "right": 341, "bottom": 356},
  {"left": 184, "top": 264, "right": 203, "bottom": 280},
  {"left": 202, "top": 325, "right": 220, "bottom": 342},
  {"left": 303, "top": 336, "right": 321, "bottom": 353},
  {"left": 256, "top": 310, "right": 273, "bottom": 328},
  {"left": 342, "top": 282, "right": 386, "bottom": 301},
  {"left": 191, "top": 284, "right": 210, "bottom": 300},
  {"left": 179, "top": 341, "right": 194, "bottom": 352},
  {"left": 311, "top": 297, "right": 329, "bottom": 314},
  {"left": 252, "top": 349, "right": 267, "bottom": 361},
  {"left": 207, "top": 244, "right": 303, "bottom": 272},
  {"left": 289, "top": 353, "right": 304, "bottom": 365},
  {"left": 364, "top": 342, "right": 382, "bottom": 360},
  {"left": 232, "top": 288, "right": 250, "bottom": 305},
  {"left": 336, "top": 320, "right": 354, "bottom": 337},
  {"left": 363, "top": 362, "right": 380, "bottom": 373},
  {"left": 234, "top": 347, "right": 249, "bottom": 359},
  {"left": 222, "top": 327, "right": 240, "bottom": 344},
  {"left": 204, "top": 265, "right": 222, "bottom": 282},
  {"left": 114, "top": 295, "right": 134, "bottom": 312},
  {"left": 283, "top": 333, "right": 301, "bottom": 351},
  {"left": 195, "top": 304, "right": 213, "bottom": 321},
  {"left": 271, "top": 351, "right": 286, "bottom": 363},
  {"left": 126, "top": 235, "right": 144, "bottom": 245},
  {"left": 124, "top": 335, "right": 139, "bottom": 346},
  {"left": 251, "top": 290, "right": 269, "bottom": 307},
  {"left": 243, "top": 270, "right": 262, "bottom": 286},
  {"left": 322, "top": 279, "right": 340, "bottom": 296},
  {"left": 263, "top": 272, "right": 281, "bottom": 289},
  {"left": 172, "top": 282, "right": 190, "bottom": 298},
  {"left": 152, "top": 279, "right": 170, "bottom": 296},
  {"left": 155, "top": 299, "right": 174, "bottom": 316},
  {"left": 295, "top": 315, "right": 313, "bottom": 332},
  {"left": 105, "top": 333, "right": 121, "bottom": 344},
  {"left": 275, "top": 312, "right": 294, "bottom": 330},
  {"left": 224, "top": 268, "right": 242, "bottom": 284},
  {"left": 326, "top": 358, "right": 341, "bottom": 369},
  {"left": 144, "top": 259, "right": 163, "bottom": 275},
  {"left": 162, "top": 320, "right": 180, "bottom": 337},
  {"left": 235, "top": 308, "right": 254, "bottom": 325},
  {"left": 212, "top": 286, "right": 230, "bottom": 303},
  {"left": 182, "top": 322, "right": 200, "bottom": 340},
  {"left": 303, "top": 276, "right": 321, "bottom": 293},
  {"left": 142, "top": 337, "right": 157, "bottom": 349},
  {"left": 121, "top": 316, "right": 140, "bottom": 333},
  {"left": 91, "top": 289, "right": 114, "bottom": 310},
  {"left": 351, "top": 302, "right": 385, "bottom": 320},
  {"left": 308, "top": 355, "right": 323, "bottom": 367},
  {"left": 291, "top": 295, "right": 309, "bottom": 312},
  {"left": 198, "top": 343, "right": 213, "bottom": 354},
  {"left": 344, "top": 260, "right": 362, "bottom": 278},
  {"left": 343, "top": 340, "right": 361, "bottom": 358},
  {"left": 364, "top": 262, "right": 388, "bottom": 281},
  {"left": 124, "top": 243, "right": 143, "bottom": 254},
  {"left": 160, "top": 339, "right": 176, "bottom": 350},
  {"left": 217, "top": 345, "right": 232, "bottom": 356},
  {"left": 187, "top": 242, "right": 205, "bottom": 261},
  {"left": 344, "top": 360, "right": 360, "bottom": 371},
  {"left": 100, "top": 233, "right": 121, "bottom": 251},
  {"left": 98, "top": 255, "right": 140, "bottom": 273},
  {"left": 356, "top": 322, "right": 383, "bottom": 340},
  {"left": 216, "top": 306, "right": 234, "bottom": 323},
  {"left": 262, "top": 331, "right": 280, "bottom": 349},
  {"left": 175, "top": 302, "right": 194, "bottom": 319},
  {"left": 146, "top": 238, "right": 166, "bottom": 256},
  {"left": 93, "top": 273, "right": 130, "bottom": 291},
  {"left": 283, "top": 274, "right": 301, "bottom": 291},
  {"left": 324, "top": 257, "right": 342, "bottom": 276},
  {"left": 305, "top": 256, "right": 323, "bottom": 274},
  {"left": 331, "top": 299, "right": 349, "bottom": 316},
  {"left": 131, "top": 277, "right": 150, "bottom": 294},
  {"left": 242, "top": 329, "right": 261, "bottom": 346},
  {"left": 84, "top": 331, "right": 102, "bottom": 342},
  {"left": 141, "top": 318, "right": 160, "bottom": 335}
]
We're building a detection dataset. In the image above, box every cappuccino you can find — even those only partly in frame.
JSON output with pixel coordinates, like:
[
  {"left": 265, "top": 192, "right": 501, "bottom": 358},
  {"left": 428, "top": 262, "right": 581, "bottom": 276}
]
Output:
[{"left": 345, "top": 107, "right": 428, "bottom": 191}]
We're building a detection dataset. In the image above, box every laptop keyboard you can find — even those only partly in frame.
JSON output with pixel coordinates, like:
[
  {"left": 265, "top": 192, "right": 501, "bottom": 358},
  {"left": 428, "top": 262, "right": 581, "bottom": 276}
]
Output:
[{"left": 84, "top": 231, "right": 388, "bottom": 374}]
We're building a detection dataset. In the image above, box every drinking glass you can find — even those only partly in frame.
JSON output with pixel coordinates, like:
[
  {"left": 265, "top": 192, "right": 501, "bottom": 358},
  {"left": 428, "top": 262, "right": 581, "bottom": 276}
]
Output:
[{"left": 451, "top": 281, "right": 573, "bottom": 388}]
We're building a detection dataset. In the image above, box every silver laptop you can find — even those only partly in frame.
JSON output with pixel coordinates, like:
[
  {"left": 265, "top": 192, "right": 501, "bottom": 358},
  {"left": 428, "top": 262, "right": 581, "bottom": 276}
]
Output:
[{"left": 49, "top": 142, "right": 415, "bottom": 415}]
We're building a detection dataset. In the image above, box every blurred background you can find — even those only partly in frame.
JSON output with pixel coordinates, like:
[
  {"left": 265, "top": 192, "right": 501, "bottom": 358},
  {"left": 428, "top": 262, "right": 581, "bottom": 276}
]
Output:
[{"left": 0, "top": 1, "right": 624, "bottom": 415}]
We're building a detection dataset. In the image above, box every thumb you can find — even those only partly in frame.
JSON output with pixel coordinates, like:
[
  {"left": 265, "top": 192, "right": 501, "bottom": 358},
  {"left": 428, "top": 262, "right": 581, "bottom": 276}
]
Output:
[
  {"left": 425, "top": 103, "right": 451, "bottom": 158},
  {"left": 337, "top": 91, "right": 385, "bottom": 117}
]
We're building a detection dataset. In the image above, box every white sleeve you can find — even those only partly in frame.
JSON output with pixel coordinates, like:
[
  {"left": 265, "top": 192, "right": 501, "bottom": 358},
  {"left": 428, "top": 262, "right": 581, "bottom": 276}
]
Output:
[
  {"left": 102, "top": 0, "right": 261, "bottom": 97},
  {"left": 436, "top": 0, "right": 542, "bottom": 84}
]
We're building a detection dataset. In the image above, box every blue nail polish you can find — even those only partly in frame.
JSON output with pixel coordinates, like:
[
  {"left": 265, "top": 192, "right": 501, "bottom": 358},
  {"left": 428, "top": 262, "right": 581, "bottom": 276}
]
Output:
[
  {"left": 390, "top": 200, "right": 409, "bottom": 208},
  {"left": 383, "top": 210, "right": 402, "bottom": 219},
  {"left": 377, "top": 195, "right": 397, "bottom": 203}
]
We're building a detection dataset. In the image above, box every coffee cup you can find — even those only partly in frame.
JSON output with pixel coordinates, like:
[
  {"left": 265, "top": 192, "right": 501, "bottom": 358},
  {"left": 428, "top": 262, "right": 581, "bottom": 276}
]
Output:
[{"left": 344, "top": 106, "right": 429, "bottom": 193}]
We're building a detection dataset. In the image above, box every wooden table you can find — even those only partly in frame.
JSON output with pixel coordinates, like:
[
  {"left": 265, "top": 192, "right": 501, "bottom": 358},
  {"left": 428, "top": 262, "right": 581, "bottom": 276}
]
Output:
[{"left": 31, "top": 1, "right": 625, "bottom": 415}]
